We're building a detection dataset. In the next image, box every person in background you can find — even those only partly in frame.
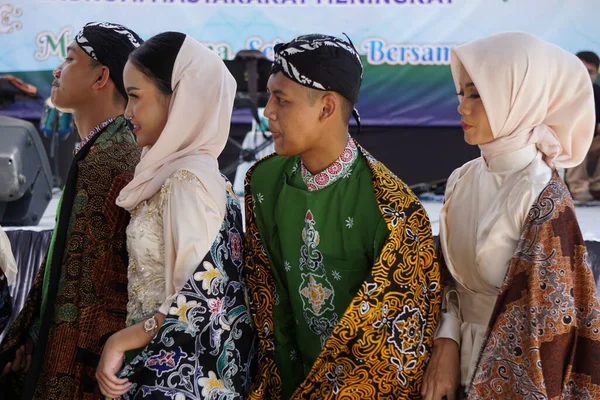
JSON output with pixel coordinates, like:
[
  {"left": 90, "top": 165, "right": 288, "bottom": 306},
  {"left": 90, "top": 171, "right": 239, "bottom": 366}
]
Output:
[
  {"left": 0, "top": 22, "right": 142, "bottom": 400},
  {"left": 422, "top": 32, "right": 600, "bottom": 400},
  {"left": 96, "top": 32, "right": 255, "bottom": 399},
  {"left": 0, "top": 226, "right": 17, "bottom": 335},
  {"left": 244, "top": 33, "right": 441, "bottom": 399},
  {"left": 565, "top": 50, "right": 600, "bottom": 201}
]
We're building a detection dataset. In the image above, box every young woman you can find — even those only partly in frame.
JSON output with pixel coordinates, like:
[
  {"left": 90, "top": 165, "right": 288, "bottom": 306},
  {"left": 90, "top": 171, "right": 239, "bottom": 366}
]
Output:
[
  {"left": 0, "top": 227, "right": 16, "bottom": 334},
  {"left": 422, "top": 31, "right": 600, "bottom": 400},
  {"left": 96, "top": 32, "right": 255, "bottom": 399}
]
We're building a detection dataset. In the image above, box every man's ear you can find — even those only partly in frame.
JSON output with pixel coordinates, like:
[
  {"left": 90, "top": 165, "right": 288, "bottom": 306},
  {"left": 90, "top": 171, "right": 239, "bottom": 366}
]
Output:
[
  {"left": 92, "top": 65, "right": 111, "bottom": 90},
  {"left": 319, "top": 93, "right": 337, "bottom": 121}
]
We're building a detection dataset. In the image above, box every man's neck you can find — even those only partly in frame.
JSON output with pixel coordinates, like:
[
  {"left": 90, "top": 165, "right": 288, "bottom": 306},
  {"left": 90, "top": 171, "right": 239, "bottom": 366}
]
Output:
[
  {"left": 74, "top": 101, "right": 125, "bottom": 140},
  {"left": 301, "top": 127, "right": 349, "bottom": 175}
]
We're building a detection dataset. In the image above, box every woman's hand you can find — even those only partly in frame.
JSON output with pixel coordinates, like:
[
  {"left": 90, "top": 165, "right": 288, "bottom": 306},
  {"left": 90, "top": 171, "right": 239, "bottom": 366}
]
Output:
[
  {"left": 421, "top": 338, "right": 461, "bottom": 400},
  {"left": 2, "top": 340, "right": 33, "bottom": 377},
  {"left": 96, "top": 333, "right": 130, "bottom": 399}
]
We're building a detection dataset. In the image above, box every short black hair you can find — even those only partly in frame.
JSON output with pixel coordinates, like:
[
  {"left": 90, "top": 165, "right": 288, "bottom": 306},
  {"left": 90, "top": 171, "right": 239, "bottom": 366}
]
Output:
[
  {"left": 307, "top": 88, "right": 354, "bottom": 123},
  {"left": 339, "top": 96, "right": 353, "bottom": 123},
  {"left": 129, "top": 32, "right": 186, "bottom": 96},
  {"left": 576, "top": 51, "right": 600, "bottom": 70},
  {"left": 88, "top": 58, "right": 125, "bottom": 106}
]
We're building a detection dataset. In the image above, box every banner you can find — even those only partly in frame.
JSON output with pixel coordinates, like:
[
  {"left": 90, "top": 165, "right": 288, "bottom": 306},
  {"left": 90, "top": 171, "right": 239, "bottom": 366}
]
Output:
[{"left": 1, "top": 0, "right": 598, "bottom": 126}]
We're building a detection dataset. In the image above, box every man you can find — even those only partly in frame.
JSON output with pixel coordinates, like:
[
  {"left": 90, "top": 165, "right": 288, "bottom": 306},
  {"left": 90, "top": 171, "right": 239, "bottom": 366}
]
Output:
[
  {"left": 566, "top": 50, "right": 600, "bottom": 201},
  {"left": 243, "top": 34, "right": 441, "bottom": 399},
  {"left": 0, "top": 22, "right": 142, "bottom": 400}
]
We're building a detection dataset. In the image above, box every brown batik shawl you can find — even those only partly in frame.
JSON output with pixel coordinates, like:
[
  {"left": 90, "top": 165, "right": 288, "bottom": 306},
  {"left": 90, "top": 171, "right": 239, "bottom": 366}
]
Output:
[
  {"left": 467, "top": 172, "right": 600, "bottom": 399},
  {"left": 0, "top": 117, "right": 141, "bottom": 400}
]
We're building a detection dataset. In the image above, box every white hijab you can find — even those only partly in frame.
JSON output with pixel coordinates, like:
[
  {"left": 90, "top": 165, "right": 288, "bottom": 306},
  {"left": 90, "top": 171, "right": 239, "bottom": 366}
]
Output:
[
  {"left": 117, "top": 35, "right": 236, "bottom": 210},
  {"left": 0, "top": 227, "right": 16, "bottom": 286},
  {"left": 451, "top": 31, "right": 595, "bottom": 168}
]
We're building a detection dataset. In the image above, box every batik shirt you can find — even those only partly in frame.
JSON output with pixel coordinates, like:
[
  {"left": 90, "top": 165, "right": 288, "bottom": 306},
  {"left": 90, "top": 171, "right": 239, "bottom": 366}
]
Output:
[{"left": 251, "top": 137, "right": 388, "bottom": 398}]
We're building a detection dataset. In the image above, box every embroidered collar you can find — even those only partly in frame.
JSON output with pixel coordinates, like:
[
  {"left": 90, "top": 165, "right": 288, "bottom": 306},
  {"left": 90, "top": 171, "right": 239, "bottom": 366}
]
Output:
[
  {"left": 301, "top": 136, "right": 358, "bottom": 192},
  {"left": 75, "top": 116, "right": 117, "bottom": 153}
]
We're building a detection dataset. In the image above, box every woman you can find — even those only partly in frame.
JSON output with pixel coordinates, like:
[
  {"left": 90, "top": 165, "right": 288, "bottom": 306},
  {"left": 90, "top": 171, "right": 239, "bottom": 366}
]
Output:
[
  {"left": 96, "top": 32, "right": 255, "bottom": 399},
  {"left": 422, "top": 31, "right": 600, "bottom": 400},
  {"left": 0, "top": 226, "right": 16, "bottom": 334}
]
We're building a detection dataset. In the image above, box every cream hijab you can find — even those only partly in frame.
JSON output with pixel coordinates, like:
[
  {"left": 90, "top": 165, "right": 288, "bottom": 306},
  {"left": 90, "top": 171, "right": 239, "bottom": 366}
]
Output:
[
  {"left": 0, "top": 227, "right": 16, "bottom": 286},
  {"left": 451, "top": 31, "right": 595, "bottom": 168},
  {"left": 117, "top": 35, "right": 236, "bottom": 210}
]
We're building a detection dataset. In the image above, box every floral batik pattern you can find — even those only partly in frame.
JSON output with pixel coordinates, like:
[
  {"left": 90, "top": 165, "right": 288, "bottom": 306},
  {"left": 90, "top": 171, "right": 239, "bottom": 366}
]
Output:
[
  {"left": 118, "top": 187, "right": 256, "bottom": 400},
  {"left": 297, "top": 210, "right": 338, "bottom": 346}
]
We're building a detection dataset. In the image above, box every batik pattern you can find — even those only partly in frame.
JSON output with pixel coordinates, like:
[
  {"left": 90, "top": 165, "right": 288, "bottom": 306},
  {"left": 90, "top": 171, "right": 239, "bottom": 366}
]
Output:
[
  {"left": 0, "top": 117, "right": 140, "bottom": 400},
  {"left": 244, "top": 145, "right": 441, "bottom": 399},
  {"left": 76, "top": 22, "right": 141, "bottom": 60},
  {"left": 468, "top": 173, "right": 600, "bottom": 399},
  {"left": 118, "top": 186, "right": 256, "bottom": 400},
  {"left": 297, "top": 210, "right": 338, "bottom": 347}
]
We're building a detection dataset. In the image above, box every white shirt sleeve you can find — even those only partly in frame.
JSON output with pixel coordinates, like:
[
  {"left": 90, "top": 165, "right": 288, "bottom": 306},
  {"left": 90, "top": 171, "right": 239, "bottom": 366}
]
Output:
[
  {"left": 434, "top": 166, "right": 463, "bottom": 345},
  {"left": 158, "top": 171, "right": 225, "bottom": 315},
  {"left": 434, "top": 283, "right": 462, "bottom": 345}
]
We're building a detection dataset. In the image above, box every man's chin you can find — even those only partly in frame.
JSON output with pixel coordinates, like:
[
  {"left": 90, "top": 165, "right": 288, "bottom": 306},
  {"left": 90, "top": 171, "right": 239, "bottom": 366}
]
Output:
[
  {"left": 53, "top": 102, "right": 74, "bottom": 114},
  {"left": 51, "top": 94, "right": 74, "bottom": 113},
  {"left": 275, "top": 149, "right": 302, "bottom": 158},
  {"left": 274, "top": 143, "right": 291, "bottom": 157}
]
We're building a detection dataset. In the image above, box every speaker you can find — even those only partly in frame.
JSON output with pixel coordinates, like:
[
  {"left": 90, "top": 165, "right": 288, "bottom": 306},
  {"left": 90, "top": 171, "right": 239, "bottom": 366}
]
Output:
[
  {"left": 224, "top": 55, "right": 272, "bottom": 109},
  {"left": 0, "top": 116, "right": 53, "bottom": 226}
]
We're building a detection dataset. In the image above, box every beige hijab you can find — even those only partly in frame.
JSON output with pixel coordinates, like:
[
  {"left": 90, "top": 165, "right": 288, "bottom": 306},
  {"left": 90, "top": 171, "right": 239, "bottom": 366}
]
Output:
[
  {"left": 0, "top": 226, "right": 16, "bottom": 286},
  {"left": 451, "top": 31, "right": 595, "bottom": 168},
  {"left": 117, "top": 35, "right": 236, "bottom": 210}
]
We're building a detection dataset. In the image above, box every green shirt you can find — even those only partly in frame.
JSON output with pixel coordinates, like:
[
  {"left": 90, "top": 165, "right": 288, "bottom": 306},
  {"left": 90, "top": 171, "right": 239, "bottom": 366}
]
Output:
[{"left": 251, "top": 150, "right": 389, "bottom": 398}]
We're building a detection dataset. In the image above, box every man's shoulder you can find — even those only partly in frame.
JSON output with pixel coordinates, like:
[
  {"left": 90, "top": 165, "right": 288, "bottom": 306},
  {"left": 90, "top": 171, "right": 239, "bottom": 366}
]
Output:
[
  {"left": 592, "top": 82, "right": 600, "bottom": 100},
  {"left": 359, "top": 149, "right": 428, "bottom": 219},
  {"left": 89, "top": 122, "right": 140, "bottom": 165},
  {"left": 251, "top": 154, "right": 295, "bottom": 182},
  {"left": 95, "top": 124, "right": 137, "bottom": 147},
  {"left": 83, "top": 120, "right": 140, "bottom": 172},
  {"left": 359, "top": 148, "right": 411, "bottom": 193}
]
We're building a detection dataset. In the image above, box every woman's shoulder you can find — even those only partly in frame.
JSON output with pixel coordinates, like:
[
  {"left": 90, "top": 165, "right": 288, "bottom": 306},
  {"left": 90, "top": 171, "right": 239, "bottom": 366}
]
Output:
[
  {"left": 454, "top": 157, "right": 484, "bottom": 176},
  {"left": 167, "top": 169, "right": 203, "bottom": 186},
  {"left": 165, "top": 169, "right": 226, "bottom": 191},
  {"left": 506, "top": 154, "right": 553, "bottom": 207},
  {"left": 161, "top": 169, "right": 227, "bottom": 213},
  {"left": 522, "top": 153, "right": 553, "bottom": 187},
  {"left": 444, "top": 157, "right": 484, "bottom": 197},
  {"left": 159, "top": 170, "right": 212, "bottom": 205}
]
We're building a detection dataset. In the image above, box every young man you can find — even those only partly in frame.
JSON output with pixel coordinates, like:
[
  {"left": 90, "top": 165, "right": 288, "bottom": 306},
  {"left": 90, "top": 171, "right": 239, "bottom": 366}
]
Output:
[
  {"left": 566, "top": 51, "right": 600, "bottom": 201},
  {"left": 0, "top": 22, "right": 142, "bottom": 400},
  {"left": 243, "top": 34, "right": 441, "bottom": 399}
]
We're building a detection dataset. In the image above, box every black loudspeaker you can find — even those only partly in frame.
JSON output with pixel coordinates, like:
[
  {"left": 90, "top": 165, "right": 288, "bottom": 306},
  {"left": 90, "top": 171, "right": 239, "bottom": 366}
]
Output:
[
  {"left": 224, "top": 54, "right": 272, "bottom": 110},
  {"left": 221, "top": 52, "right": 273, "bottom": 177},
  {"left": 0, "top": 116, "right": 53, "bottom": 226}
]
